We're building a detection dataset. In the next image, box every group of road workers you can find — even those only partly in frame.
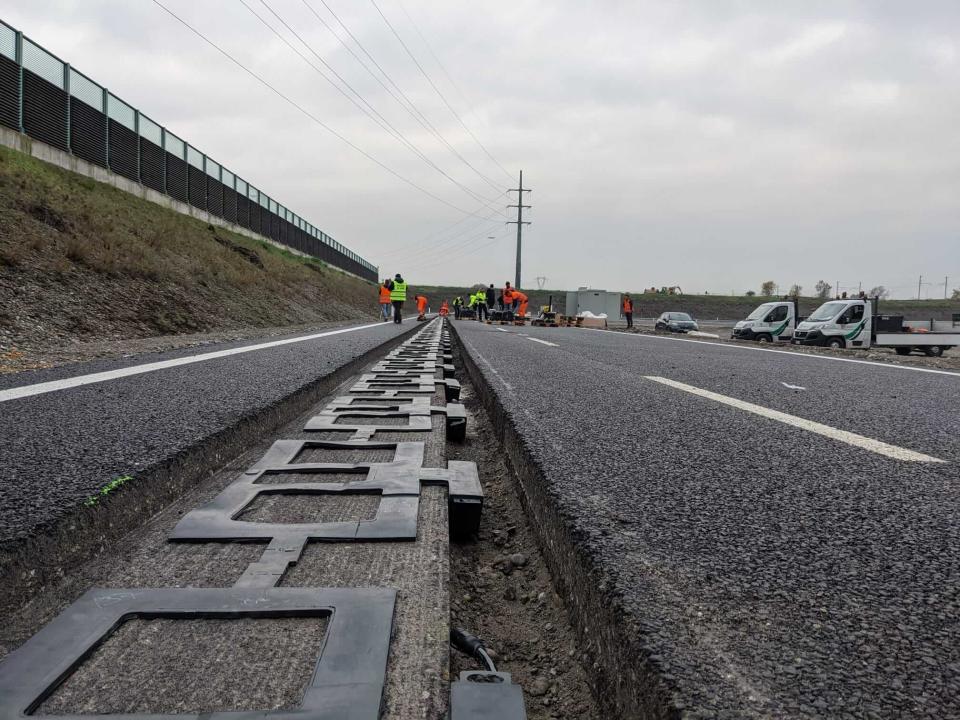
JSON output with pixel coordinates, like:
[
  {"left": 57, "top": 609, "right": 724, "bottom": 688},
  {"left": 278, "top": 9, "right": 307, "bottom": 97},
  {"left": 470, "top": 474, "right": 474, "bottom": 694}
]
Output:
[
  {"left": 378, "top": 277, "right": 530, "bottom": 323},
  {"left": 451, "top": 283, "right": 528, "bottom": 321},
  {"left": 380, "top": 278, "right": 637, "bottom": 329}
]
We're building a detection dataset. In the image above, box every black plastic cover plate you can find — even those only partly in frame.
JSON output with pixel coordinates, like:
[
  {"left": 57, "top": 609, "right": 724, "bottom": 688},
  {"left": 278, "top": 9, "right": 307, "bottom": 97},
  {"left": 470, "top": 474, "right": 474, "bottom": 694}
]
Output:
[{"left": 0, "top": 586, "right": 396, "bottom": 720}]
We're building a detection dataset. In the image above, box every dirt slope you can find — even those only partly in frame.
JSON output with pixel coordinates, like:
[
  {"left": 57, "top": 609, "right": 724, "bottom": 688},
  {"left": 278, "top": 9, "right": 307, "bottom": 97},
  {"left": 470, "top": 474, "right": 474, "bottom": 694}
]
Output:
[{"left": 0, "top": 146, "right": 379, "bottom": 371}]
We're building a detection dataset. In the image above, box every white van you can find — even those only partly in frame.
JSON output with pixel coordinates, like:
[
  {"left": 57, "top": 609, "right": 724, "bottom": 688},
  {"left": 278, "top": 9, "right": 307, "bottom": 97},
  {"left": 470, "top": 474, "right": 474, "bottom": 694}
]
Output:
[{"left": 732, "top": 301, "right": 798, "bottom": 343}]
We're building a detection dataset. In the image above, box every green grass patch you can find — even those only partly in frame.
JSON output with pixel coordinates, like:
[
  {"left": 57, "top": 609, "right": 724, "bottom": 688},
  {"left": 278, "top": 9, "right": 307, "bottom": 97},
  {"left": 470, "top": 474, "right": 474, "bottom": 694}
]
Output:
[{"left": 84, "top": 474, "right": 134, "bottom": 507}]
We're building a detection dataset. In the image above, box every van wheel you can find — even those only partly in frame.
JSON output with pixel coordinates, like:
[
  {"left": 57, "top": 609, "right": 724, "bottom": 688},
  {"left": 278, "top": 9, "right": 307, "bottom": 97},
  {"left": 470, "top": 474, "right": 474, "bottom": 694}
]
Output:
[
  {"left": 894, "top": 347, "right": 912, "bottom": 356},
  {"left": 756, "top": 334, "right": 773, "bottom": 344},
  {"left": 826, "top": 338, "right": 845, "bottom": 350},
  {"left": 924, "top": 346, "right": 944, "bottom": 357}
]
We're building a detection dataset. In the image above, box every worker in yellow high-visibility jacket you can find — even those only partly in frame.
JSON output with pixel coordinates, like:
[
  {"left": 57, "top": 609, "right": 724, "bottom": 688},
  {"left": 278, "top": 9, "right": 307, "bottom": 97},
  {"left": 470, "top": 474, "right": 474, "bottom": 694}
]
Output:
[{"left": 390, "top": 273, "right": 407, "bottom": 324}]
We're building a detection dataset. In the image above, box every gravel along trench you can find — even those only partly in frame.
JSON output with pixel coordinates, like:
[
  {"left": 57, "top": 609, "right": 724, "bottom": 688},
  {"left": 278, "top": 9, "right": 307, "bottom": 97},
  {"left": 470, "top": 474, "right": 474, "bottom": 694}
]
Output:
[{"left": 449, "top": 376, "right": 600, "bottom": 719}]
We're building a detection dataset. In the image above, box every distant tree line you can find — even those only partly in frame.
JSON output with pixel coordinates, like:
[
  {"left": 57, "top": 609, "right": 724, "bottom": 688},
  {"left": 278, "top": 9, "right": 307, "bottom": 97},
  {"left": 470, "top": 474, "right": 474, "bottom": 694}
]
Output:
[{"left": 753, "top": 281, "right": 897, "bottom": 299}]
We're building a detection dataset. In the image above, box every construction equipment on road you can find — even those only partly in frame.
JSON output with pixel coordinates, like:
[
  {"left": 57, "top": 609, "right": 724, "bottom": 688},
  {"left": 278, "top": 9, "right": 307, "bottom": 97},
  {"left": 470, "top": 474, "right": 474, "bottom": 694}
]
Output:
[
  {"left": 558, "top": 315, "right": 584, "bottom": 328},
  {"left": 486, "top": 309, "right": 514, "bottom": 325},
  {"left": 531, "top": 295, "right": 559, "bottom": 327}
]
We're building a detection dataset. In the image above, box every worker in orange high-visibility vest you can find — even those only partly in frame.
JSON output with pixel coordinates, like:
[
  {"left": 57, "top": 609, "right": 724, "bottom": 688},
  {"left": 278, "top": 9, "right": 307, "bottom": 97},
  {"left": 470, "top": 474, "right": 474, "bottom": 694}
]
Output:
[
  {"left": 505, "top": 288, "right": 529, "bottom": 318},
  {"left": 379, "top": 280, "right": 393, "bottom": 322},
  {"left": 439, "top": 300, "right": 450, "bottom": 316},
  {"left": 415, "top": 294, "right": 429, "bottom": 320},
  {"left": 622, "top": 293, "right": 634, "bottom": 329}
]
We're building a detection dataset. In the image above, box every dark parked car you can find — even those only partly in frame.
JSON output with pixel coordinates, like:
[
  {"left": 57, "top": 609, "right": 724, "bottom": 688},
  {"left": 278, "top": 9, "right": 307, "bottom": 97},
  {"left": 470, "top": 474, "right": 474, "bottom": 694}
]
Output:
[{"left": 655, "top": 312, "right": 699, "bottom": 333}]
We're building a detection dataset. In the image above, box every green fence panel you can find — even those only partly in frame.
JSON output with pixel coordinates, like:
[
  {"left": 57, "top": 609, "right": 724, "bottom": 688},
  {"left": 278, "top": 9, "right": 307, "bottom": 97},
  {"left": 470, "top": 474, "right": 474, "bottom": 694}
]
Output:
[
  {"left": 68, "top": 68, "right": 102, "bottom": 109},
  {"left": 22, "top": 38, "right": 63, "bottom": 87},
  {"left": 138, "top": 113, "right": 162, "bottom": 145},
  {"left": 186, "top": 144, "right": 203, "bottom": 169},
  {"left": 165, "top": 131, "right": 184, "bottom": 158},
  {"left": 0, "top": 23, "right": 16, "bottom": 60}
]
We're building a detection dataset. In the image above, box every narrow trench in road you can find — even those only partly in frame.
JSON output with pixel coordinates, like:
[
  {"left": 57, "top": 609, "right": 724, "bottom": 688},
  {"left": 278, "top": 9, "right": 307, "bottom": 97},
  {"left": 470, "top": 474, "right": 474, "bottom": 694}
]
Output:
[
  {"left": 448, "top": 374, "right": 601, "bottom": 720},
  {"left": 5, "top": 322, "right": 601, "bottom": 718}
]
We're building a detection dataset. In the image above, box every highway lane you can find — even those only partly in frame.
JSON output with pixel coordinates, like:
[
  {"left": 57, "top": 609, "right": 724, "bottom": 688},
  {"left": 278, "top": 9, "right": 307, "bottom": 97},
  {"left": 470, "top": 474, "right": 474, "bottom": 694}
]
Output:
[
  {"left": 494, "top": 324, "right": 960, "bottom": 463},
  {"left": 454, "top": 320, "right": 960, "bottom": 718},
  {"left": 0, "top": 318, "right": 414, "bottom": 546}
]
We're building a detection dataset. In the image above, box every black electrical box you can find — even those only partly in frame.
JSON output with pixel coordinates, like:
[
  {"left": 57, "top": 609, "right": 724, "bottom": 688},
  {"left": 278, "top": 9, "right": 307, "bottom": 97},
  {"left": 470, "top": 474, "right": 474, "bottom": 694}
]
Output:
[{"left": 874, "top": 315, "right": 904, "bottom": 332}]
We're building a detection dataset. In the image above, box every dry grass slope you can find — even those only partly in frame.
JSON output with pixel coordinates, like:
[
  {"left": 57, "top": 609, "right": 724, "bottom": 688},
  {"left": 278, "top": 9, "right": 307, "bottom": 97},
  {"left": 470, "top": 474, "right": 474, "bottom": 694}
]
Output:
[{"left": 0, "top": 145, "right": 377, "bottom": 354}]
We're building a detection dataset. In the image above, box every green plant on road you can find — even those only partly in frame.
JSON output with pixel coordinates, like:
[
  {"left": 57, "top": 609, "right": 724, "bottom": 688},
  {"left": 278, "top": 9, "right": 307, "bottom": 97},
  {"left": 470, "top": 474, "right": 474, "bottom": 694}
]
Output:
[{"left": 84, "top": 474, "right": 134, "bottom": 506}]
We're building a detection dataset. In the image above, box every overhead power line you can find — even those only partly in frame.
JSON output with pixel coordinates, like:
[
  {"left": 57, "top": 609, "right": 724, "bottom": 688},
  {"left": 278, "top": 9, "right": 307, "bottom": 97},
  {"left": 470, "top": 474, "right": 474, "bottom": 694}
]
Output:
[
  {"left": 241, "top": 0, "right": 497, "bottom": 207},
  {"left": 374, "top": 203, "right": 506, "bottom": 263},
  {"left": 391, "top": 216, "right": 504, "bottom": 264},
  {"left": 150, "top": 0, "right": 491, "bottom": 218},
  {"left": 394, "top": 0, "right": 511, "bottom": 178},
  {"left": 302, "top": 0, "right": 507, "bottom": 195},
  {"left": 368, "top": 0, "right": 515, "bottom": 184},
  {"left": 410, "top": 227, "right": 511, "bottom": 274}
]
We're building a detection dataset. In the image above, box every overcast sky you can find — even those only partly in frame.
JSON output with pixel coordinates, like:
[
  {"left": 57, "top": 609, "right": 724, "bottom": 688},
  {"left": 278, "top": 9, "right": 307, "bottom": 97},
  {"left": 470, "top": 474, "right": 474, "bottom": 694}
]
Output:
[{"left": 5, "top": 1, "right": 959, "bottom": 297}]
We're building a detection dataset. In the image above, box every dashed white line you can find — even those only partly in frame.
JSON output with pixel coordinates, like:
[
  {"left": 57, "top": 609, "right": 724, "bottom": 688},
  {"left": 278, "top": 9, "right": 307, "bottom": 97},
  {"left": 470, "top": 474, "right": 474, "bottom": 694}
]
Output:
[
  {"left": 645, "top": 375, "right": 945, "bottom": 463},
  {"left": 612, "top": 331, "right": 960, "bottom": 378},
  {"left": 0, "top": 320, "right": 408, "bottom": 404},
  {"left": 527, "top": 338, "right": 559, "bottom": 347}
]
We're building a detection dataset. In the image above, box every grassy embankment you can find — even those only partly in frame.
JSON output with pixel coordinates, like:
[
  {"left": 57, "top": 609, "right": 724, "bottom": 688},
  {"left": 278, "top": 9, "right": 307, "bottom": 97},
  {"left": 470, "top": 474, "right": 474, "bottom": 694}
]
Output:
[{"left": 0, "top": 144, "right": 379, "bottom": 358}]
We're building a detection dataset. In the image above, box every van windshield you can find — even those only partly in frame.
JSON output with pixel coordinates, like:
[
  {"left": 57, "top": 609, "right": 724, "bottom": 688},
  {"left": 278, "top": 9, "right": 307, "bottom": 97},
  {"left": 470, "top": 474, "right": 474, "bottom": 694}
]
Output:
[
  {"left": 808, "top": 302, "right": 847, "bottom": 322},
  {"left": 746, "top": 305, "right": 772, "bottom": 320}
]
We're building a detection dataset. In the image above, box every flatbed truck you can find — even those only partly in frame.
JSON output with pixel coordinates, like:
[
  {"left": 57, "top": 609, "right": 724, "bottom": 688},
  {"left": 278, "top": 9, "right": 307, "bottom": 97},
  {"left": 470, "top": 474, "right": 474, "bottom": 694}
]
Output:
[{"left": 791, "top": 298, "right": 960, "bottom": 357}]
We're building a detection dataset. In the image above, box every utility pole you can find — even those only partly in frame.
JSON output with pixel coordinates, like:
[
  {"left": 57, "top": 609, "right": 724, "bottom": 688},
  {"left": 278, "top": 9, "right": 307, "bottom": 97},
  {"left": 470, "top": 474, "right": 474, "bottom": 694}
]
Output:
[
  {"left": 945, "top": 276, "right": 949, "bottom": 300},
  {"left": 918, "top": 275, "right": 923, "bottom": 300},
  {"left": 507, "top": 170, "right": 532, "bottom": 289}
]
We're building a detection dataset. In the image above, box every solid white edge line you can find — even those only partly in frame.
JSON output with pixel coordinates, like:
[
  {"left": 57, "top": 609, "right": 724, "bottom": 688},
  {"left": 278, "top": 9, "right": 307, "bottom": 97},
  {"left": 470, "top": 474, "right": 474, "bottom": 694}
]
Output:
[
  {"left": 645, "top": 375, "right": 945, "bottom": 463},
  {"left": 527, "top": 337, "right": 559, "bottom": 347},
  {"left": 0, "top": 319, "right": 408, "bottom": 404},
  {"left": 605, "top": 329, "right": 960, "bottom": 378}
]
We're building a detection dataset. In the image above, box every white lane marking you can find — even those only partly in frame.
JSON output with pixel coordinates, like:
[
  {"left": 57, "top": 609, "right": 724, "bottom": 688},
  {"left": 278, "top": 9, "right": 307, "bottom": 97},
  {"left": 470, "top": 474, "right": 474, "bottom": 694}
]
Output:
[
  {"left": 609, "top": 331, "right": 960, "bottom": 378},
  {"left": 645, "top": 376, "right": 945, "bottom": 463},
  {"left": 781, "top": 382, "right": 806, "bottom": 391},
  {"left": 495, "top": 327, "right": 509, "bottom": 333},
  {"left": 0, "top": 320, "right": 404, "bottom": 404},
  {"left": 528, "top": 338, "right": 559, "bottom": 347}
]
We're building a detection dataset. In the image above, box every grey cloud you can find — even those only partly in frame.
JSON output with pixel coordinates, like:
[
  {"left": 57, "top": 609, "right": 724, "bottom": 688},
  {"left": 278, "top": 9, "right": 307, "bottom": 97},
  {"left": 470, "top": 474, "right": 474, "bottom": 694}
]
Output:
[{"left": 4, "top": 0, "right": 958, "bottom": 296}]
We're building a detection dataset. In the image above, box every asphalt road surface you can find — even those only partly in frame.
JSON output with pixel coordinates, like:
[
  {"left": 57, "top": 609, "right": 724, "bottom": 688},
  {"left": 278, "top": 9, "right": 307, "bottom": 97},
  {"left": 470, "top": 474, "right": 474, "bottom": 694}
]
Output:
[
  {"left": 0, "top": 318, "right": 413, "bottom": 546},
  {"left": 454, "top": 320, "right": 960, "bottom": 719}
]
